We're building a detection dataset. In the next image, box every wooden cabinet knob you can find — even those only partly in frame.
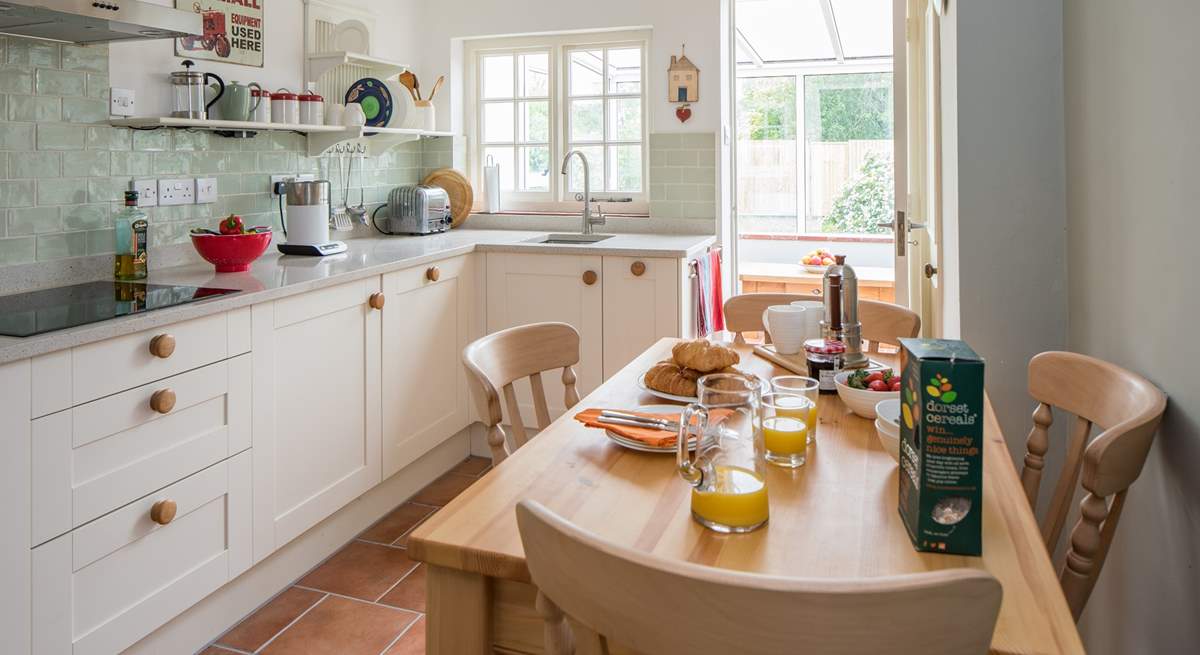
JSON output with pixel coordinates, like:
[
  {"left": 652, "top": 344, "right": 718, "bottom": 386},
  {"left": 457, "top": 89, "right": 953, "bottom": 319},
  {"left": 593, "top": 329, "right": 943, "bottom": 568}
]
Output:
[
  {"left": 368, "top": 292, "right": 386, "bottom": 310},
  {"left": 426, "top": 266, "right": 441, "bottom": 282},
  {"left": 630, "top": 261, "right": 646, "bottom": 277},
  {"left": 150, "top": 388, "right": 176, "bottom": 414},
  {"left": 150, "top": 499, "right": 177, "bottom": 525},
  {"left": 582, "top": 270, "right": 598, "bottom": 286},
  {"left": 149, "top": 334, "right": 175, "bottom": 359}
]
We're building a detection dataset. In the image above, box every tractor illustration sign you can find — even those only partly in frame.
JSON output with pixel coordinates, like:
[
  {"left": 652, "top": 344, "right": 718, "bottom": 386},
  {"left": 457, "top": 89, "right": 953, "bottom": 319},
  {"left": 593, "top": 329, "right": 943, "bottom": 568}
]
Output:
[{"left": 176, "top": 0, "right": 264, "bottom": 68}]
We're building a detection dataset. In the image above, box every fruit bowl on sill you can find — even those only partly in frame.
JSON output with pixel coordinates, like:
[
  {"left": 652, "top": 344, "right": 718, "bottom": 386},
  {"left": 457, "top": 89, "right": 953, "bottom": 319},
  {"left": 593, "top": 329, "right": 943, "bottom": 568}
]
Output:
[{"left": 190, "top": 231, "right": 272, "bottom": 272}]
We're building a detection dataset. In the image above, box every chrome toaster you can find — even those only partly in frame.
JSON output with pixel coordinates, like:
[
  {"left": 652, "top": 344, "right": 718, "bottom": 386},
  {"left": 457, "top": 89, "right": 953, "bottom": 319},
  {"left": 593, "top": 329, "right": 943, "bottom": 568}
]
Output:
[{"left": 378, "top": 185, "right": 452, "bottom": 235}]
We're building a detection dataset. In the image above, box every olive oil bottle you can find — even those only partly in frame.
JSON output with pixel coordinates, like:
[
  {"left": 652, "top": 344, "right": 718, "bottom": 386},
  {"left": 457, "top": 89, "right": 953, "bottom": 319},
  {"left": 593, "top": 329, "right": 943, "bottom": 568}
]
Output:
[{"left": 114, "top": 190, "right": 148, "bottom": 280}]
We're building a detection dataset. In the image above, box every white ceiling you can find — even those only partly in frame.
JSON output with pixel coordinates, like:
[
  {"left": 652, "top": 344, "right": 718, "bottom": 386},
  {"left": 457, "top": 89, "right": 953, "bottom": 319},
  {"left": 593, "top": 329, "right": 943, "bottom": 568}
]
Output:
[{"left": 736, "top": 0, "right": 892, "bottom": 65}]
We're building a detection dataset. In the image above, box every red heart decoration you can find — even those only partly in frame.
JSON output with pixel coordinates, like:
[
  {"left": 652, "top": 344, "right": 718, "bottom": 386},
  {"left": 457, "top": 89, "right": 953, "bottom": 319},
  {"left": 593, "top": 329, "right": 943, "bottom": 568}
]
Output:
[{"left": 676, "top": 105, "right": 692, "bottom": 123}]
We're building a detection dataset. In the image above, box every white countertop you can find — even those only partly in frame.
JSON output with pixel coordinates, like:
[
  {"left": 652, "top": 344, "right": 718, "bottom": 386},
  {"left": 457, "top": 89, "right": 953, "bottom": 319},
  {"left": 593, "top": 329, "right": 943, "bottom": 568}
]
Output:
[{"left": 0, "top": 230, "right": 715, "bottom": 365}]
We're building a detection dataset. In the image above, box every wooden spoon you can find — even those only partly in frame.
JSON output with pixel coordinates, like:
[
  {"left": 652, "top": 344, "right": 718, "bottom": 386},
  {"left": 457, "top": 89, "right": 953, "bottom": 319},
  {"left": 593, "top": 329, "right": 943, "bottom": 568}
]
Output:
[
  {"left": 428, "top": 75, "right": 445, "bottom": 101},
  {"left": 398, "top": 71, "right": 419, "bottom": 102}
]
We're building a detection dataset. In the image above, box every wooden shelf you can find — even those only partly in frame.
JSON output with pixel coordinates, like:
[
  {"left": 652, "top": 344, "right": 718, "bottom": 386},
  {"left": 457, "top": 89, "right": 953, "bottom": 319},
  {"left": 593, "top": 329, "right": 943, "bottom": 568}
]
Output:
[
  {"left": 305, "top": 51, "right": 409, "bottom": 81},
  {"left": 108, "top": 117, "right": 453, "bottom": 157}
]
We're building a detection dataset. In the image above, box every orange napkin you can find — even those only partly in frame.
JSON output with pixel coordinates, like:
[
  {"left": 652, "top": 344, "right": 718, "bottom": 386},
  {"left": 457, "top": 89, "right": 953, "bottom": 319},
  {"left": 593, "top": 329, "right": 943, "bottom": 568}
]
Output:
[{"left": 574, "top": 408, "right": 732, "bottom": 448}]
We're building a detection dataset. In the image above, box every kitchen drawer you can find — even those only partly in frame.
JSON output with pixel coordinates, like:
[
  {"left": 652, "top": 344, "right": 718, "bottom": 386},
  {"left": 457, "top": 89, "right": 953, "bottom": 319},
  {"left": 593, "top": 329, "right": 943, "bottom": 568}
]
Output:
[
  {"left": 32, "top": 355, "right": 251, "bottom": 547},
  {"left": 66, "top": 308, "right": 249, "bottom": 407},
  {"left": 32, "top": 452, "right": 251, "bottom": 655}
]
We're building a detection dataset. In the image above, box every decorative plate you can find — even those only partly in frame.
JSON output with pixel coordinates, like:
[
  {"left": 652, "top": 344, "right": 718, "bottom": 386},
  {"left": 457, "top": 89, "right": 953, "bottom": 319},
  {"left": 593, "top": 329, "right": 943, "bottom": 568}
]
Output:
[{"left": 344, "top": 77, "right": 392, "bottom": 129}]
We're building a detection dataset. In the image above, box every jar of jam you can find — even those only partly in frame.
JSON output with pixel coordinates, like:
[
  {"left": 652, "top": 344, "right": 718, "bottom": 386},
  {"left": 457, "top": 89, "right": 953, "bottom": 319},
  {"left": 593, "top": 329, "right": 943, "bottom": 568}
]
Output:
[{"left": 805, "top": 338, "right": 845, "bottom": 394}]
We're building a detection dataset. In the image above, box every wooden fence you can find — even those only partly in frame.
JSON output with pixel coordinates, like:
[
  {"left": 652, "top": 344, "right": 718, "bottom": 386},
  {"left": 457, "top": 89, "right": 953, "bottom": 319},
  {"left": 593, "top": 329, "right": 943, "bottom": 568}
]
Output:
[{"left": 737, "top": 139, "right": 893, "bottom": 219}]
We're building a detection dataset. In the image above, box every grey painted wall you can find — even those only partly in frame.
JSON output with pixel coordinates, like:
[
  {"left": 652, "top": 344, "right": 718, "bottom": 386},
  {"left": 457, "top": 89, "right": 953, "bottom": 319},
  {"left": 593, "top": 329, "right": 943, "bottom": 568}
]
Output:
[
  {"left": 944, "top": 1, "right": 1069, "bottom": 470},
  {"left": 1064, "top": 1, "right": 1200, "bottom": 651}
]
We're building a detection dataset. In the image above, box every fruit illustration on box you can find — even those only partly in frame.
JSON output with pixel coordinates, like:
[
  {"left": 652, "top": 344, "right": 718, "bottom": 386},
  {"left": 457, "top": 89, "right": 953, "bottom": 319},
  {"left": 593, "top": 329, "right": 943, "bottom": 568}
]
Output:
[
  {"left": 802, "top": 248, "right": 836, "bottom": 267},
  {"left": 927, "top": 373, "right": 958, "bottom": 404}
]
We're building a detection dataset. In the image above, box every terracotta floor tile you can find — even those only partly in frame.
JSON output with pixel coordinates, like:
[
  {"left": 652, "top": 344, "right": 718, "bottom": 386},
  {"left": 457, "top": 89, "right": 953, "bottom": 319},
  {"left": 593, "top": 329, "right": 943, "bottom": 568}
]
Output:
[
  {"left": 359, "top": 502, "right": 437, "bottom": 544},
  {"left": 215, "top": 586, "right": 324, "bottom": 652},
  {"left": 261, "top": 595, "right": 418, "bottom": 655},
  {"left": 411, "top": 472, "right": 477, "bottom": 506},
  {"left": 379, "top": 564, "right": 426, "bottom": 612},
  {"left": 450, "top": 456, "right": 492, "bottom": 477},
  {"left": 384, "top": 616, "right": 426, "bottom": 655},
  {"left": 298, "top": 541, "right": 418, "bottom": 601},
  {"left": 393, "top": 515, "right": 430, "bottom": 548},
  {"left": 198, "top": 647, "right": 241, "bottom": 655}
]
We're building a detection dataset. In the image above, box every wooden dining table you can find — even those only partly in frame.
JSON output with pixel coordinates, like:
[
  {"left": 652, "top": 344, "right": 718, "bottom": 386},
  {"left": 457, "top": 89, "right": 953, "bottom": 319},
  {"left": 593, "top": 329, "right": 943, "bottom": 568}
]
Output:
[{"left": 408, "top": 338, "right": 1085, "bottom": 654}]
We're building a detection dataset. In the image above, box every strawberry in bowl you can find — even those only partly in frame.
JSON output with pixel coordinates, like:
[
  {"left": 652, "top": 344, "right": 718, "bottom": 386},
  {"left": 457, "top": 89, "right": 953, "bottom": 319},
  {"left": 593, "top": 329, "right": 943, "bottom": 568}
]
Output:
[
  {"left": 801, "top": 248, "right": 836, "bottom": 273},
  {"left": 190, "top": 215, "right": 272, "bottom": 273}
]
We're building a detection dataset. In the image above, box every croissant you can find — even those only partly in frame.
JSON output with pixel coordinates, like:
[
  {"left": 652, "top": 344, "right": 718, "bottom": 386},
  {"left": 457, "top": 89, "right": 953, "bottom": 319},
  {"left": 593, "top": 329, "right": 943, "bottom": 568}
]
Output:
[
  {"left": 671, "top": 340, "right": 740, "bottom": 373},
  {"left": 644, "top": 360, "right": 698, "bottom": 397}
]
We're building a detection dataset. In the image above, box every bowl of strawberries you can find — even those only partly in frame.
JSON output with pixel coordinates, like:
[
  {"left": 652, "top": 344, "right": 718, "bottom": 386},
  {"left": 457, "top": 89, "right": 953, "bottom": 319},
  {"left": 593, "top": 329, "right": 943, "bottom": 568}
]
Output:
[
  {"left": 801, "top": 248, "right": 836, "bottom": 273},
  {"left": 190, "top": 214, "right": 272, "bottom": 273},
  {"left": 835, "top": 368, "right": 901, "bottom": 419}
]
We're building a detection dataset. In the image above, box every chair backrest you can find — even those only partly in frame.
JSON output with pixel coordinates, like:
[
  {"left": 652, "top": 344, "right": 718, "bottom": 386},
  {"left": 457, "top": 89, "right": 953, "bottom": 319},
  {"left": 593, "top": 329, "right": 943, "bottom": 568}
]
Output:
[
  {"left": 859, "top": 299, "right": 921, "bottom": 352},
  {"left": 723, "top": 293, "right": 811, "bottom": 344},
  {"left": 724, "top": 294, "right": 920, "bottom": 352},
  {"left": 462, "top": 322, "right": 582, "bottom": 464},
  {"left": 516, "top": 500, "right": 1002, "bottom": 655},
  {"left": 1020, "top": 351, "right": 1167, "bottom": 620}
]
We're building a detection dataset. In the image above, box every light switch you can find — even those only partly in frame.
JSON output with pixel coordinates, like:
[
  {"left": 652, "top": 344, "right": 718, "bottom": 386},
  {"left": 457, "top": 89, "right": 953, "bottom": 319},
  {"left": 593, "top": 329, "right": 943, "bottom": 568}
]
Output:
[
  {"left": 132, "top": 179, "right": 157, "bottom": 207},
  {"left": 195, "top": 177, "right": 218, "bottom": 203},
  {"left": 110, "top": 88, "right": 135, "bottom": 117},
  {"left": 158, "top": 178, "right": 195, "bottom": 206}
]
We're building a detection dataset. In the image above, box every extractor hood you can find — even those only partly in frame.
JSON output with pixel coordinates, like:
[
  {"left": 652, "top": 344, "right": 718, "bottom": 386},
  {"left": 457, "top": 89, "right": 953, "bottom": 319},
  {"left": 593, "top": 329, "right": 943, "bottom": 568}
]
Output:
[{"left": 0, "top": 0, "right": 200, "bottom": 45}]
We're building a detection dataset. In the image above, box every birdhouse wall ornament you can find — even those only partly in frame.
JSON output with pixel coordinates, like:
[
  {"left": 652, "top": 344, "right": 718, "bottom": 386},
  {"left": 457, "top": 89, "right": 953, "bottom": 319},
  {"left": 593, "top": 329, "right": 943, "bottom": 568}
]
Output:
[{"left": 668, "top": 45, "right": 698, "bottom": 123}]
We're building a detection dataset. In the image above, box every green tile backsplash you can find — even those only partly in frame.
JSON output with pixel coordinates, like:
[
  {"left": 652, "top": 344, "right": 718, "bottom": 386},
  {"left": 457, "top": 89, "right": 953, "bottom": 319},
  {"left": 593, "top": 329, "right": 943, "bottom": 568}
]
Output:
[{"left": 0, "top": 36, "right": 432, "bottom": 266}]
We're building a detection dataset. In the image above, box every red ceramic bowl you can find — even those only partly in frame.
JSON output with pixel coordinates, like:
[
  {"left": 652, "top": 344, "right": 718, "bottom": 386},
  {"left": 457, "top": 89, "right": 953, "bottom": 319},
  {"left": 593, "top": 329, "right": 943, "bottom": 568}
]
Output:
[{"left": 190, "top": 231, "right": 272, "bottom": 273}]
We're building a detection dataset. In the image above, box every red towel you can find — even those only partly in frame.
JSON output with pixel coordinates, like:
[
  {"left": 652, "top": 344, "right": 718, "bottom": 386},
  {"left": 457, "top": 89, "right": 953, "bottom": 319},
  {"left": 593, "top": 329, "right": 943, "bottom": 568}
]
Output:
[{"left": 710, "top": 249, "right": 725, "bottom": 332}]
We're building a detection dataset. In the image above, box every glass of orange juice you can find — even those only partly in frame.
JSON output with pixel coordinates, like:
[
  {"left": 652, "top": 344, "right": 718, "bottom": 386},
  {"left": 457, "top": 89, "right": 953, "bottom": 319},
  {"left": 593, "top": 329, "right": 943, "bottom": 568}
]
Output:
[
  {"left": 771, "top": 376, "right": 820, "bottom": 445},
  {"left": 761, "top": 392, "right": 812, "bottom": 468},
  {"left": 678, "top": 374, "right": 769, "bottom": 533}
]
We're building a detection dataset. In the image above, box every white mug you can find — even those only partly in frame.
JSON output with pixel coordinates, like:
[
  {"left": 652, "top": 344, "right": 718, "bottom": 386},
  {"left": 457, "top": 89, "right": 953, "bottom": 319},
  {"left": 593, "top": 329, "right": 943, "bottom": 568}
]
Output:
[
  {"left": 343, "top": 103, "right": 366, "bottom": 127},
  {"left": 761, "top": 305, "right": 808, "bottom": 355},
  {"left": 791, "top": 300, "right": 825, "bottom": 342}
]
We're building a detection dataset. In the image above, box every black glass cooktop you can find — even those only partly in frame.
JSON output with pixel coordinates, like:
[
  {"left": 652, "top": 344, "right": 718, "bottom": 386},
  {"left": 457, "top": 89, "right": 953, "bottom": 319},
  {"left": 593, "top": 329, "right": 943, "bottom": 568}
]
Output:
[{"left": 0, "top": 281, "right": 240, "bottom": 337}]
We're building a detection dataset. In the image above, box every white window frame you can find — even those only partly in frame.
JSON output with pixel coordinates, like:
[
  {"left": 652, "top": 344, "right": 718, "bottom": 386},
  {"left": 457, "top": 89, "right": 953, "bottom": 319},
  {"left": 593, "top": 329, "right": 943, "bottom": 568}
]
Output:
[
  {"left": 465, "top": 30, "right": 651, "bottom": 214},
  {"left": 737, "top": 60, "right": 893, "bottom": 235}
]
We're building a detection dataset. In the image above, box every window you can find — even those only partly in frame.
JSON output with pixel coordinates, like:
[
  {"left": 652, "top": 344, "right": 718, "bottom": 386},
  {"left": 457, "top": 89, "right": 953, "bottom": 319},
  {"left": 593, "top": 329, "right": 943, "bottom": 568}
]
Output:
[{"left": 467, "top": 32, "right": 649, "bottom": 213}]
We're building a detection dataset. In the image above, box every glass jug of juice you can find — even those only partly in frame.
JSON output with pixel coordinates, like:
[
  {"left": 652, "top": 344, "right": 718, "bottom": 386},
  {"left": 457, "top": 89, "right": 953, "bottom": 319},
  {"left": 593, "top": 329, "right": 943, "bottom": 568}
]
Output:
[{"left": 677, "top": 374, "right": 769, "bottom": 533}]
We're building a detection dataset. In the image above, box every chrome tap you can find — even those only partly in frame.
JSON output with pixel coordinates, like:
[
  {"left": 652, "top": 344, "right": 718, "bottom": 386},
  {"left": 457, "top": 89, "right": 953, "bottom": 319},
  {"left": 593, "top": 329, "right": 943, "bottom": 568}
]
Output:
[{"left": 561, "top": 150, "right": 606, "bottom": 235}]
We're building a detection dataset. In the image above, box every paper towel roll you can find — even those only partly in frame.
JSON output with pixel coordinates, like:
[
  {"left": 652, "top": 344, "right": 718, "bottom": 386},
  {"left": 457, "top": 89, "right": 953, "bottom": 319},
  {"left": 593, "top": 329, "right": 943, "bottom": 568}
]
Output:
[{"left": 484, "top": 155, "right": 501, "bottom": 213}]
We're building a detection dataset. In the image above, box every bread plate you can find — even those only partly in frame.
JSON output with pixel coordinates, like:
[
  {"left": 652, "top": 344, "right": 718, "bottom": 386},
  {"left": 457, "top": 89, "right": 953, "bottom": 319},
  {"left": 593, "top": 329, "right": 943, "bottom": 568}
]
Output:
[{"left": 637, "top": 373, "right": 697, "bottom": 403}]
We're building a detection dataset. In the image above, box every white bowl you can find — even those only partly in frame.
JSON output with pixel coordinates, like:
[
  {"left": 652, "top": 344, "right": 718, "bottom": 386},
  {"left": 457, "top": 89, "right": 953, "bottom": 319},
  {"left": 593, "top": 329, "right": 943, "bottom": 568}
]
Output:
[
  {"left": 834, "top": 370, "right": 899, "bottom": 419},
  {"left": 874, "top": 398, "right": 901, "bottom": 462}
]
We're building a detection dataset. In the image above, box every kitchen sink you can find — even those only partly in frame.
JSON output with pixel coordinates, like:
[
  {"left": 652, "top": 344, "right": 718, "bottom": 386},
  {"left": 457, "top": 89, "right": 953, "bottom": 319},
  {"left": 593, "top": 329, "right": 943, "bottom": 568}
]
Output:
[{"left": 525, "top": 234, "right": 615, "bottom": 245}]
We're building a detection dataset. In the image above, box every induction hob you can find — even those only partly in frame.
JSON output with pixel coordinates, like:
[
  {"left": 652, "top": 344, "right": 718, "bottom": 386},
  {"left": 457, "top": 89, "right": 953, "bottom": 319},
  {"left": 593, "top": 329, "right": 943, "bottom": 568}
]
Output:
[{"left": 0, "top": 281, "right": 240, "bottom": 337}]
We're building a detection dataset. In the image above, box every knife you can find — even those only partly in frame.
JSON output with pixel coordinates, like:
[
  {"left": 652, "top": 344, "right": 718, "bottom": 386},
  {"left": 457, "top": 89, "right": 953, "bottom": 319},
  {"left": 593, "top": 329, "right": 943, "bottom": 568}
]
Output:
[{"left": 599, "top": 410, "right": 681, "bottom": 431}]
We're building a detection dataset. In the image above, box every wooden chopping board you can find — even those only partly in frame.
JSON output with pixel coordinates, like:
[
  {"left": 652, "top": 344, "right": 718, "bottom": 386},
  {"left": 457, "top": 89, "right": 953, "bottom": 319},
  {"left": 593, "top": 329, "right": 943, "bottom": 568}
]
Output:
[{"left": 422, "top": 168, "right": 473, "bottom": 228}]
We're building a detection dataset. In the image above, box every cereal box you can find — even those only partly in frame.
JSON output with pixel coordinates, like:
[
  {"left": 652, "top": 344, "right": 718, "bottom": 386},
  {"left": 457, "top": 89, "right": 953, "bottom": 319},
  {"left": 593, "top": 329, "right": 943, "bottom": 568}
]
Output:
[{"left": 897, "top": 338, "right": 985, "bottom": 556}]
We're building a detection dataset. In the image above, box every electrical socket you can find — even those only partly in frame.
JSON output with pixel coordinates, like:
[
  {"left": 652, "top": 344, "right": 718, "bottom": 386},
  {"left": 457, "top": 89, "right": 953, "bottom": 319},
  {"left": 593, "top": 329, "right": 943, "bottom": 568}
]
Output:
[
  {"left": 110, "top": 88, "right": 135, "bottom": 117},
  {"left": 195, "top": 177, "right": 218, "bottom": 204},
  {"left": 158, "top": 178, "right": 195, "bottom": 206},
  {"left": 132, "top": 179, "right": 157, "bottom": 207},
  {"left": 270, "top": 173, "right": 317, "bottom": 196}
]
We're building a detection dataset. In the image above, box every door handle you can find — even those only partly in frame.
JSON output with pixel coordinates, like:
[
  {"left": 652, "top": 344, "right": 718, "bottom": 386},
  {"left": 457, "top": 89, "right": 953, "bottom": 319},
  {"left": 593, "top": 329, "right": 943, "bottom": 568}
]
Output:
[
  {"left": 924, "top": 263, "right": 939, "bottom": 279},
  {"left": 909, "top": 221, "right": 928, "bottom": 231}
]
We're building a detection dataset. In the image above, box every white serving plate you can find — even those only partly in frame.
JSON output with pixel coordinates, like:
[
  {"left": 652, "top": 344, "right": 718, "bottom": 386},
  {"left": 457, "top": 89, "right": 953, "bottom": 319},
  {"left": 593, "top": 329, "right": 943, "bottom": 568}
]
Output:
[{"left": 602, "top": 405, "right": 693, "bottom": 454}]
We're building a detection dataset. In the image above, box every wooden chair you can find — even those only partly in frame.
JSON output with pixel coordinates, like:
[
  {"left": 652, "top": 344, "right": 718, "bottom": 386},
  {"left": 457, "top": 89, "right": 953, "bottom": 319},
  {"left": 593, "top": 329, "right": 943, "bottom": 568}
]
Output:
[
  {"left": 723, "top": 294, "right": 920, "bottom": 352},
  {"left": 723, "top": 293, "right": 812, "bottom": 344},
  {"left": 1020, "top": 351, "right": 1167, "bottom": 620},
  {"left": 859, "top": 298, "right": 921, "bottom": 353},
  {"left": 462, "top": 322, "right": 582, "bottom": 465},
  {"left": 516, "top": 500, "right": 1002, "bottom": 655}
]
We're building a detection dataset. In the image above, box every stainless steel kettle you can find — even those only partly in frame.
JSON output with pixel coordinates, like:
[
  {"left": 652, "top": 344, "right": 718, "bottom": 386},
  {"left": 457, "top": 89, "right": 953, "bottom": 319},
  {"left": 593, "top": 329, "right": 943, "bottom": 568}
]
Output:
[{"left": 170, "top": 59, "right": 224, "bottom": 119}]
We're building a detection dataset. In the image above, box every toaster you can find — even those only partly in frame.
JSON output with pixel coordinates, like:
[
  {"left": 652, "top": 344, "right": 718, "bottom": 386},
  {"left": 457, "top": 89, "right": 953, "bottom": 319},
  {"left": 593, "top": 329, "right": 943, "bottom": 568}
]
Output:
[{"left": 377, "top": 185, "right": 452, "bottom": 235}]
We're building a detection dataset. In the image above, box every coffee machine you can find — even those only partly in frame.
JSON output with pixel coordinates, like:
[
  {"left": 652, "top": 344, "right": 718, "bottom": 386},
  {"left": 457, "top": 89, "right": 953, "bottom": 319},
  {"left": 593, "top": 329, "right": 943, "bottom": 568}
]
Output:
[
  {"left": 821, "top": 255, "right": 869, "bottom": 369},
  {"left": 277, "top": 180, "right": 348, "bottom": 257}
]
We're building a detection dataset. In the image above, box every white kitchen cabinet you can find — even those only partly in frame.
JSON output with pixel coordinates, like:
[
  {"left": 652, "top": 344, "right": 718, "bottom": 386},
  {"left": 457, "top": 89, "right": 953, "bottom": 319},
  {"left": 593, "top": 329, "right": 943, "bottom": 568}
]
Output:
[
  {"left": 251, "top": 278, "right": 383, "bottom": 560},
  {"left": 380, "top": 255, "right": 477, "bottom": 479},
  {"left": 601, "top": 256, "right": 681, "bottom": 379},
  {"left": 32, "top": 452, "right": 251, "bottom": 655},
  {"left": 485, "top": 252, "right": 604, "bottom": 423}
]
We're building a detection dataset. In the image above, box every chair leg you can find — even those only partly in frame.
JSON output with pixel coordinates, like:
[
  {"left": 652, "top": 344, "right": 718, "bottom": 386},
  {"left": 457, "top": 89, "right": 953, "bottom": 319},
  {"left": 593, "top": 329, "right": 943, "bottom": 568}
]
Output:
[
  {"left": 1060, "top": 491, "right": 1109, "bottom": 620},
  {"left": 535, "top": 589, "right": 575, "bottom": 655}
]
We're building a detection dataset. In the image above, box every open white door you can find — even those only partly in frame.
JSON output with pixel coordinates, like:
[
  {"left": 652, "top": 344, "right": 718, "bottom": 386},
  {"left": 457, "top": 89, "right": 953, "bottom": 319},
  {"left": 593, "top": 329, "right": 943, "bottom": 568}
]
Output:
[
  {"left": 891, "top": 0, "right": 910, "bottom": 307},
  {"left": 895, "top": 0, "right": 944, "bottom": 336}
]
